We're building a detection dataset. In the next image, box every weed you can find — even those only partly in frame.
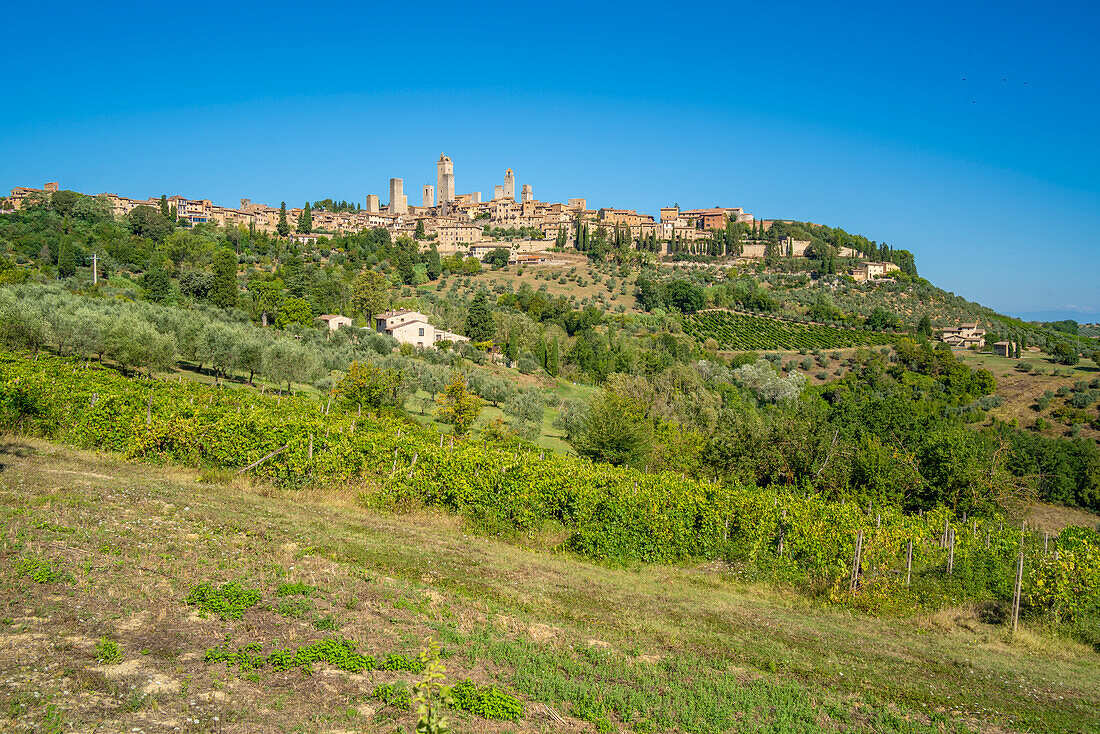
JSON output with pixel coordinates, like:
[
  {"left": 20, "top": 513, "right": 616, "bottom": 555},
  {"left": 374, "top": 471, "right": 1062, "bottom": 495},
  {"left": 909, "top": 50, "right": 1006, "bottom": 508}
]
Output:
[
  {"left": 450, "top": 679, "right": 525, "bottom": 721},
  {"left": 380, "top": 653, "right": 425, "bottom": 673},
  {"left": 13, "top": 557, "right": 71, "bottom": 584},
  {"left": 95, "top": 637, "right": 121, "bottom": 664},
  {"left": 313, "top": 614, "right": 338, "bottom": 631},
  {"left": 373, "top": 681, "right": 412, "bottom": 710},
  {"left": 276, "top": 581, "right": 319, "bottom": 597},
  {"left": 271, "top": 597, "right": 313, "bottom": 618},
  {"left": 185, "top": 581, "right": 261, "bottom": 619}
]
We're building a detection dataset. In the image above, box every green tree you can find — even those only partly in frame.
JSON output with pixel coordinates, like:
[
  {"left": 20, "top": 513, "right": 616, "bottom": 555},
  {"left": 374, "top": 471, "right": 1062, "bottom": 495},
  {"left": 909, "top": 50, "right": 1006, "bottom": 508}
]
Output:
[
  {"left": 276, "top": 296, "right": 314, "bottom": 329},
  {"left": 504, "top": 389, "right": 544, "bottom": 440},
  {"left": 664, "top": 280, "right": 705, "bottom": 313},
  {"left": 210, "top": 249, "right": 239, "bottom": 309},
  {"left": 351, "top": 269, "right": 389, "bottom": 320},
  {"left": 435, "top": 372, "right": 482, "bottom": 436},
  {"left": 571, "top": 392, "right": 652, "bottom": 467},
  {"left": 414, "top": 219, "right": 426, "bottom": 240},
  {"left": 248, "top": 277, "right": 284, "bottom": 327},
  {"left": 128, "top": 205, "right": 172, "bottom": 242},
  {"left": 464, "top": 293, "right": 495, "bottom": 343},
  {"left": 297, "top": 202, "right": 312, "bottom": 234},
  {"left": 142, "top": 266, "right": 173, "bottom": 302},
  {"left": 425, "top": 243, "right": 442, "bottom": 280},
  {"left": 277, "top": 202, "right": 290, "bottom": 237},
  {"left": 546, "top": 338, "right": 560, "bottom": 377},
  {"left": 482, "top": 247, "right": 510, "bottom": 269},
  {"left": 1052, "top": 342, "right": 1080, "bottom": 365},
  {"left": 917, "top": 314, "right": 933, "bottom": 337}
]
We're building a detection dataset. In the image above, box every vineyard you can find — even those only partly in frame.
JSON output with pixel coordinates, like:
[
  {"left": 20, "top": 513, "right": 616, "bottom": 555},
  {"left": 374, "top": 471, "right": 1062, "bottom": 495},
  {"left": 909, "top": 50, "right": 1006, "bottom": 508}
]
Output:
[
  {"left": 2, "top": 351, "right": 1098, "bottom": 639},
  {"left": 682, "top": 309, "right": 896, "bottom": 351}
]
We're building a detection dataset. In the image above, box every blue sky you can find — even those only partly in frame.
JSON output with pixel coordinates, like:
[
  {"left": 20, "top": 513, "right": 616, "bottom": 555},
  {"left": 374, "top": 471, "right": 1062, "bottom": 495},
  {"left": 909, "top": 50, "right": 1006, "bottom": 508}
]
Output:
[{"left": 2, "top": 1, "right": 1097, "bottom": 320}]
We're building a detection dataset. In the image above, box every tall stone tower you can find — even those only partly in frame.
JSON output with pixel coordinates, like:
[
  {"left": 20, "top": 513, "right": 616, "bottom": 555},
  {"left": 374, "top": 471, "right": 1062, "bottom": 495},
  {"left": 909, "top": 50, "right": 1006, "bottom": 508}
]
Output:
[
  {"left": 365, "top": 195, "right": 379, "bottom": 213},
  {"left": 389, "top": 178, "right": 407, "bottom": 215},
  {"left": 437, "top": 153, "right": 455, "bottom": 204},
  {"left": 503, "top": 169, "right": 515, "bottom": 200},
  {"left": 423, "top": 184, "right": 435, "bottom": 208},
  {"left": 493, "top": 185, "right": 504, "bottom": 201},
  {"left": 521, "top": 184, "right": 533, "bottom": 204}
]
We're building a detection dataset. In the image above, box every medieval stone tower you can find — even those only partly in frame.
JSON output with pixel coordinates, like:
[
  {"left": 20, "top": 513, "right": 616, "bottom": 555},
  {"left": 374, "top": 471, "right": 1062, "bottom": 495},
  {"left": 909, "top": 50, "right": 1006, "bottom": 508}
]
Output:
[
  {"left": 436, "top": 153, "right": 455, "bottom": 204},
  {"left": 521, "top": 184, "right": 533, "bottom": 204},
  {"left": 389, "top": 178, "right": 407, "bottom": 215},
  {"left": 423, "top": 184, "right": 435, "bottom": 208},
  {"left": 503, "top": 168, "right": 515, "bottom": 200}
]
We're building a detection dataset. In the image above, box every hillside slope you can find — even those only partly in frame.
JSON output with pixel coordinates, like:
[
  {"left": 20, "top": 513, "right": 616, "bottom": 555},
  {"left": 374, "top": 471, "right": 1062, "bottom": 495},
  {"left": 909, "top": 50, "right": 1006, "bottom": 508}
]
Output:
[{"left": 1, "top": 439, "right": 1097, "bottom": 733}]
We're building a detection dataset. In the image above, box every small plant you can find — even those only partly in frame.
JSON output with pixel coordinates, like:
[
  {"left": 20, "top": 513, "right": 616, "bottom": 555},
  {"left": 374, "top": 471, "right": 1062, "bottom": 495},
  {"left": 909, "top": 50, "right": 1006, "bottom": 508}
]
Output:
[
  {"left": 276, "top": 581, "right": 318, "bottom": 597},
  {"left": 186, "top": 581, "right": 261, "bottom": 620},
  {"left": 95, "top": 638, "right": 121, "bottom": 664},
  {"left": 313, "top": 615, "right": 338, "bottom": 631},
  {"left": 373, "top": 681, "right": 412, "bottom": 710},
  {"left": 272, "top": 597, "right": 313, "bottom": 618},
  {"left": 13, "top": 557, "right": 70, "bottom": 584},
  {"left": 380, "top": 653, "right": 425, "bottom": 673},
  {"left": 450, "top": 679, "right": 525, "bottom": 721},
  {"left": 413, "top": 639, "right": 453, "bottom": 734}
]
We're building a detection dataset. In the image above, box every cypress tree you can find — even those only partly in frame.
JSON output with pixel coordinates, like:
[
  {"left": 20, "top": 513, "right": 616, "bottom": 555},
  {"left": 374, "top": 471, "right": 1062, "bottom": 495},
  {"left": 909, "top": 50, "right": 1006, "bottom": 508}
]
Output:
[{"left": 277, "top": 202, "right": 289, "bottom": 237}]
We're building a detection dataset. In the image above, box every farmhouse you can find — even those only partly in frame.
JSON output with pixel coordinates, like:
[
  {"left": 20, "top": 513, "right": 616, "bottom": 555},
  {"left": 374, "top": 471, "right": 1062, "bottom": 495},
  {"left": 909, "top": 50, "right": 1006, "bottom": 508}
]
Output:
[
  {"left": 373, "top": 309, "right": 469, "bottom": 348},
  {"left": 318, "top": 314, "right": 353, "bottom": 331},
  {"left": 939, "top": 323, "right": 986, "bottom": 348},
  {"left": 851, "top": 261, "right": 901, "bottom": 282}
]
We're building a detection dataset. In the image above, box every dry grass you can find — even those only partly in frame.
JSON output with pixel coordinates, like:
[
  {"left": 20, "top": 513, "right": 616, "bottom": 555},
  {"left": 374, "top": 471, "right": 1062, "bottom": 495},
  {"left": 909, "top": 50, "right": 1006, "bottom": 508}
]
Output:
[{"left": 0, "top": 438, "right": 1098, "bottom": 733}]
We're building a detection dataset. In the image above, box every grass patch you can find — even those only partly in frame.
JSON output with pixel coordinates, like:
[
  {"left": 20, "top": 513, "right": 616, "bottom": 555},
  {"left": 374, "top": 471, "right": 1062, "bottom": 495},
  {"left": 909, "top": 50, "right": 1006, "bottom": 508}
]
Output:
[{"left": 185, "top": 581, "right": 261, "bottom": 620}]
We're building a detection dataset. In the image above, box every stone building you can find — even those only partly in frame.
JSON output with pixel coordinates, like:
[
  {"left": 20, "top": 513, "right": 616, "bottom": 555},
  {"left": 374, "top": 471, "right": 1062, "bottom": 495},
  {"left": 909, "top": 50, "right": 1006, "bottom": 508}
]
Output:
[
  {"left": 365, "top": 194, "right": 380, "bottom": 213},
  {"left": 422, "top": 184, "right": 435, "bottom": 208},
  {"left": 521, "top": 184, "right": 533, "bottom": 204},
  {"left": 388, "top": 178, "right": 407, "bottom": 215},
  {"left": 493, "top": 185, "right": 504, "bottom": 201},
  {"left": 437, "top": 153, "right": 455, "bottom": 205},
  {"left": 503, "top": 169, "right": 515, "bottom": 200}
]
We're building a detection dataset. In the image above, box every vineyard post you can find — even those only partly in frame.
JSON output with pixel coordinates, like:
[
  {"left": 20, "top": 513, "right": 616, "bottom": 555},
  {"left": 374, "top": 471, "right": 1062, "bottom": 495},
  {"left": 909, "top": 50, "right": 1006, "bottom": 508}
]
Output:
[
  {"left": 1043, "top": 532, "right": 1049, "bottom": 555},
  {"left": 325, "top": 395, "right": 332, "bottom": 415},
  {"left": 985, "top": 529, "right": 990, "bottom": 548},
  {"left": 941, "top": 517, "right": 949, "bottom": 548},
  {"left": 777, "top": 509, "right": 786, "bottom": 556},
  {"left": 849, "top": 530, "right": 863, "bottom": 592},
  {"left": 946, "top": 528, "right": 955, "bottom": 576},
  {"left": 308, "top": 434, "right": 313, "bottom": 462},
  {"left": 876, "top": 513, "right": 881, "bottom": 528},
  {"left": 146, "top": 392, "right": 153, "bottom": 425},
  {"left": 1011, "top": 547, "right": 1024, "bottom": 634},
  {"left": 905, "top": 539, "right": 913, "bottom": 587}
]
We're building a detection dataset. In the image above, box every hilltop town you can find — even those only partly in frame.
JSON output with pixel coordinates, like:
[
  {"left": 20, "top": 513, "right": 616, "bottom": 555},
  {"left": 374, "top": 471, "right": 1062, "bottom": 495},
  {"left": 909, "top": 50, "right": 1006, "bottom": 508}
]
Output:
[{"left": 4, "top": 153, "right": 876, "bottom": 266}]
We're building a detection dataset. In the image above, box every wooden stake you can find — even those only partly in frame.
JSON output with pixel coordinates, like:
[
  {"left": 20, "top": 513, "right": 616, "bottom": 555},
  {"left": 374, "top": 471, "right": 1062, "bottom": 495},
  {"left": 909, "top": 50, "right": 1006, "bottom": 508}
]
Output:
[
  {"left": 237, "top": 444, "right": 288, "bottom": 474},
  {"left": 946, "top": 528, "right": 955, "bottom": 576},
  {"left": 146, "top": 393, "right": 153, "bottom": 425},
  {"left": 849, "top": 530, "right": 863, "bottom": 592},
  {"left": 308, "top": 434, "right": 313, "bottom": 462},
  {"left": 905, "top": 539, "right": 913, "bottom": 587},
  {"left": 1011, "top": 549, "right": 1024, "bottom": 634}
]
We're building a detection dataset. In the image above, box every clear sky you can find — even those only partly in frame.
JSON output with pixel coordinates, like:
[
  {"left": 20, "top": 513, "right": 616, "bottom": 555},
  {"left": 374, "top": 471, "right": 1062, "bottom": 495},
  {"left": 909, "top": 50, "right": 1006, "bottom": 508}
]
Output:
[{"left": 2, "top": 1, "right": 1097, "bottom": 320}]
